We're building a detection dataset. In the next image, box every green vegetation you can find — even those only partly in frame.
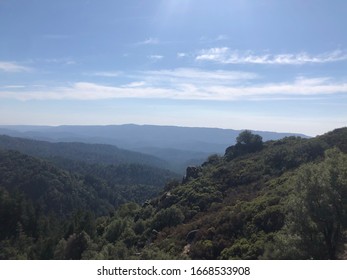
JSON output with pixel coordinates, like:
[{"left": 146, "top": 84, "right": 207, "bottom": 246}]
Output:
[
  {"left": 0, "top": 134, "right": 167, "bottom": 168},
  {"left": 0, "top": 128, "right": 347, "bottom": 259}
]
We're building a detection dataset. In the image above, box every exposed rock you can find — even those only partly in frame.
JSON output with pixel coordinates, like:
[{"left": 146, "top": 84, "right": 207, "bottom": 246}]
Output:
[
  {"left": 182, "top": 166, "right": 202, "bottom": 183},
  {"left": 182, "top": 244, "right": 191, "bottom": 256}
]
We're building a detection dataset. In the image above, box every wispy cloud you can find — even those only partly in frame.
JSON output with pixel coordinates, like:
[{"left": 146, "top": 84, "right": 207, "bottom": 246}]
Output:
[
  {"left": 90, "top": 71, "right": 122, "bottom": 77},
  {"left": 148, "top": 55, "right": 164, "bottom": 61},
  {"left": 177, "top": 52, "right": 188, "bottom": 58},
  {"left": 203, "top": 77, "right": 347, "bottom": 99},
  {"left": 196, "top": 48, "right": 347, "bottom": 65},
  {"left": 1, "top": 68, "right": 346, "bottom": 101},
  {"left": 199, "top": 35, "right": 229, "bottom": 43},
  {"left": 215, "top": 34, "right": 228, "bottom": 41},
  {"left": 42, "top": 58, "right": 76, "bottom": 65},
  {"left": 141, "top": 68, "right": 258, "bottom": 85},
  {"left": 137, "top": 37, "right": 160, "bottom": 45},
  {"left": 0, "top": 61, "right": 32, "bottom": 73},
  {"left": 1, "top": 85, "right": 26, "bottom": 89},
  {"left": 122, "top": 81, "right": 146, "bottom": 88}
]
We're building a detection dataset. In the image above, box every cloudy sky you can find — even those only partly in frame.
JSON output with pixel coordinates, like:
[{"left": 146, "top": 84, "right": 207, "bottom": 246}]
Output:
[{"left": 1, "top": 0, "right": 346, "bottom": 136}]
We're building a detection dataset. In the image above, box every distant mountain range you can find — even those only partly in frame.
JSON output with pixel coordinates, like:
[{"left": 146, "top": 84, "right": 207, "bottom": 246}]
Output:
[
  {"left": 0, "top": 124, "right": 308, "bottom": 173},
  {"left": 0, "top": 134, "right": 166, "bottom": 168}
]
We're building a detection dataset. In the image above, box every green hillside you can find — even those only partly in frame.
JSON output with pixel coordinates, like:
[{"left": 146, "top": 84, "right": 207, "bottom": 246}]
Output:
[
  {"left": 0, "top": 148, "right": 178, "bottom": 259},
  {"left": 89, "top": 127, "right": 347, "bottom": 260},
  {"left": 1, "top": 128, "right": 346, "bottom": 259},
  {"left": 0, "top": 134, "right": 167, "bottom": 168}
]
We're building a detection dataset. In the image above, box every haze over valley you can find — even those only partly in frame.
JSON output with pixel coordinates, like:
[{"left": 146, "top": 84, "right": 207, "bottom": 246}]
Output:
[{"left": 0, "top": 124, "right": 308, "bottom": 173}]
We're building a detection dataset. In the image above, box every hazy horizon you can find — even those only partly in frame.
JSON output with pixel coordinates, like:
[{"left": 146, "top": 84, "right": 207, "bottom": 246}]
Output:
[{"left": 0, "top": 122, "right": 317, "bottom": 137}]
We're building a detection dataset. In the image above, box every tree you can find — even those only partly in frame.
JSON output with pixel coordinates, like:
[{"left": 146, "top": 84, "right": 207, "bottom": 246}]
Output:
[
  {"left": 64, "top": 231, "right": 91, "bottom": 260},
  {"left": 236, "top": 130, "right": 263, "bottom": 150},
  {"left": 225, "top": 130, "right": 263, "bottom": 160},
  {"left": 271, "top": 149, "right": 347, "bottom": 259},
  {"left": 152, "top": 206, "right": 185, "bottom": 230}
]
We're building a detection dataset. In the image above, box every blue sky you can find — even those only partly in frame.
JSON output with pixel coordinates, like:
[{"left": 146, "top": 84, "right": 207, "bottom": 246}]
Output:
[{"left": 0, "top": 0, "right": 346, "bottom": 136}]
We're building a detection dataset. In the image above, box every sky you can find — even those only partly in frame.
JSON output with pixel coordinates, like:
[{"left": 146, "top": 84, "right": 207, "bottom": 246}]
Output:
[{"left": 0, "top": 0, "right": 346, "bottom": 136}]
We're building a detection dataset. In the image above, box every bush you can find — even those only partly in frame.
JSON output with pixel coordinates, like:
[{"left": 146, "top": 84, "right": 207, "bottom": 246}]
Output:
[{"left": 152, "top": 206, "right": 185, "bottom": 230}]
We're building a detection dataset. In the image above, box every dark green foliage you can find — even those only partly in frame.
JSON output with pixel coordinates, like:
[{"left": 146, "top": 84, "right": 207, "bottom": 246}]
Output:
[
  {"left": 0, "top": 150, "right": 114, "bottom": 216},
  {"left": 104, "top": 219, "right": 127, "bottom": 243},
  {"left": 236, "top": 130, "right": 263, "bottom": 146},
  {"left": 268, "top": 149, "right": 347, "bottom": 259},
  {"left": 142, "top": 127, "right": 347, "bottom": 260},
  {"left": 152, "top": 206, "right": 185, "bottom": 230},
  {"left": 318, "top": 127, "right": 347, "bottom": 153},
  {"left": 225, "top": 130, "right": 263, "bottom": 160},
  {"left": 0, "top": 146, "right": 177, "bottom": 259},
  {"left": 64, "top": 231, "right": 92, "bottom": 260},
  {"left": 264, "top": 137, "right": 325, "bottom": 175},
  {"left": 1, "top": 127, "right": 347, "bottom": 260},
  {"left": 0, "top": 134, "right": 166, "bottom": 168}
]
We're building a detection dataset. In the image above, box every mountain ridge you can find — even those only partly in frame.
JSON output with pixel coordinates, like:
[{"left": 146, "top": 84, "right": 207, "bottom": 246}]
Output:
[
  {"left": 0, "top": 134, "right": 167, "bottom": 169},
  {"left": 0, "top": 124, "right": 309, "bottom": 173}
]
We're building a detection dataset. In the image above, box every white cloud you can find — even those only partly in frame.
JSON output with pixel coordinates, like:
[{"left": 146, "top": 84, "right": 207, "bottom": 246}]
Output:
[
  {"left": 66, "top": 60, "right": 76, "bottom": 65},
  {"left": 1, "top": 72, "right": 346, "bottom": 101},
  {"left": 0, "top": 61, "right": 32, "bottom": 72},
  {"left": 90, "top": 71, "right": 122, "bottom": 77},
  {"left": 196, "top": 48, "right": 347, "bottom": 65},
  {"left": 137, "top": 37, "right": 160, "bottom": 45},
  {"left": 199, "top": 35, "right": 229, "bottom": 43},
  {"left": 204, "top": 77, "right": 347, "bottom": 99},
  {"left": 216, "top": 34, "right": 228, "bottom": 41},
  {"left": 177, "top": 52, "right": 188, "bottom": 58},
  {"left": 123, "top": 81, "right": 146, "bottom": 88},
  {"left": 142, "top": 68, "right": 258, "bottom": 85},
  {"left": 2, "top": 85, "right": 26, "bottom": 89},
  {"left": 33, "top": 57, "right": 77, "bottom": 66},
  {"left": 148, "top": 55, "right": 164, "bottom": 61}
]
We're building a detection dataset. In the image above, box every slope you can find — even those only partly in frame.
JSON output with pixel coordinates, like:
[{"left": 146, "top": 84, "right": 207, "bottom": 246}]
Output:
[
  {"left": 136, "top": 127, "right": 347, "bottom": 259},
  {"left": 0, "top": 148, "right": 177, "bottom": 259},
  {"left": 85, "top": 127, "right": 346, "bottom": 260},
  {"left": 0, "top": 134, "right": 167, "bottom": 168}
]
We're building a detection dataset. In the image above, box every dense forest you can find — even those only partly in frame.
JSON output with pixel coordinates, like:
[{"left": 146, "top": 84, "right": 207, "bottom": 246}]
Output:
[
  {"left": 0, "top": 134, "right": 167, "bottom": 168},
  {"left": 0, "top": 128, "right": 347, "bottom": 259}
]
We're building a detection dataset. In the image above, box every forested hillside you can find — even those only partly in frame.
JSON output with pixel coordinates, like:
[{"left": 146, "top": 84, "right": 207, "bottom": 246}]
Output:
[
  {"left": 0, "top": 135, "right": 167, "bottom": 168},
  {"left": 0, "top": 128, "right": 346, "bottom": 259},
  {"left": 0, "top": 137, "right": 178, "bottom": 259},
  {"left": 0, "top": 125, "right": 308, "bottom": 173}
]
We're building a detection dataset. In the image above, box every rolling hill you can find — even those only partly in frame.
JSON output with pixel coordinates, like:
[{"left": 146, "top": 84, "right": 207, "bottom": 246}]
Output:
[
  {"left": 0, "top": 134, "right": 167, "bottom": 168},
  {"left": 0, "top": 124, "right": 308, "bottom": 173}
]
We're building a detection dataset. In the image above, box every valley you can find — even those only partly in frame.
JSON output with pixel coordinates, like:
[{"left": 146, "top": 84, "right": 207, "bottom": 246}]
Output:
[{"left": 0, "top": 126, "right": 346, "bottom": 259}]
